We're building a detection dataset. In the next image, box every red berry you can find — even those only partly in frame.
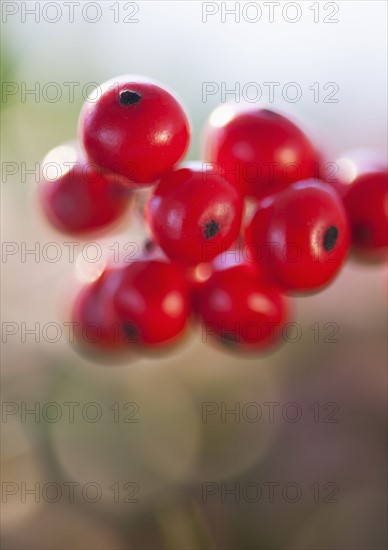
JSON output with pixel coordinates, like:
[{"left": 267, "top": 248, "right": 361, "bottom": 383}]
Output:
[
  {"left": 79, "top": 76, "right": 191, "bottom": 185},
  {"left": 72, "top": 268, "right": 130, "bottom": 351},
  {"left": 323, "top": 148, "right": 386, "bottom": 198},
  {"left": 324, "top": 151, "right": 387, "bottom": 258},
  {"left": 188, "top": 246, "right": 267, "bottom": 314},
  {"left": 39, "top": 143, "right": 132, "bottom": 235},
  {"left": 146, "top": 162, "right": 244, "bottom": 266},
  {"left": 245, "top": 180, "right": 350, "bottom": 292},
  {"left": 193, "top": 264, "right": 289, "bottom": 351},
  {"left": 113, "top": 260, "right": 190, "bottom": 346},
  {"left": 342, "top": 169, "right": 388, "bottom": 256},
  {"left": 202, "top": 105, "right": 322, "bottom": 198}
]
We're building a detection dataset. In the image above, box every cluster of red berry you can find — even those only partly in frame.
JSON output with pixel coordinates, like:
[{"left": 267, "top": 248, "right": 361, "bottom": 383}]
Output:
[{"left": 38, "top": 76, "right": 387, "bottom": 355}]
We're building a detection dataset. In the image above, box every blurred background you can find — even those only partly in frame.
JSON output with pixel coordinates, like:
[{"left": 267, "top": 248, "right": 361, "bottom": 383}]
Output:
[{"left": 1, "top": 1, "right": 387, "bottom": 549}]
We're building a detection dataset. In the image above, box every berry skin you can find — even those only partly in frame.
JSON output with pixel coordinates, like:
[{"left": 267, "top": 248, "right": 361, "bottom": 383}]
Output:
[
  {"left": 323, "top": 148, "right": 386, "bottom": 198},
  {"left": 245, "top": 180, "right": 350, "bottom": 292},
  {"left": 72, "top": 268, "right": 130, "bottom": 351},
  {"left": 202, "top": 105, "right": 322, "bottom": 198},
  {"left": 39, "top": 143, "right": 132, "bottom": 235},
  {"left": 193, "top": 264, "right": 289, "bottom": 351},
  {"left": 79, "top": 76, "right": 191, "bottom": 185},
  {"left": 342, "top": 169, "right": 388, "bottom": 256},
  {"left": 324, "top": 150, "right": 387, "bottom": 259},
  {"left": 146, "top": 162, "right": 244, "bottom": 266},
  {"left": 113, "top": 260, "right": 190, "bottom": 347}
]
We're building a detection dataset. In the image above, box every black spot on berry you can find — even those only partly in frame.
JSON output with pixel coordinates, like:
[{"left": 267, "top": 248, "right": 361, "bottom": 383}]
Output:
[
  {"left": 204, "top": 220, "right": 220, "bottom": 239},
  {"left": 122, "top": 322, "right": 139, "bottom": 342},
  {"left": 354, "top": 224, "right": 372, "bottom": 244},
  {"left": 143, "top": 239, "right": 155, "bottom": 252},
  {"left": 261, "top": 109, "right": 279, "bottom": 117},
  {"left": 119, "top": 90, "right": 142, "bottom": 106},
  {"left": 323, "top": 226, "right": 338, "bottom": 252},
  {"left": 220, "top": 331, "right": 240, "bottom": 347}
]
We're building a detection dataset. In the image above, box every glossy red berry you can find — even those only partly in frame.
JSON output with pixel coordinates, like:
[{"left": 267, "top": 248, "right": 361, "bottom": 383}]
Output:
[
  {"left": 193, "top": 264, "right": 289, "bottom": 351},
  {"left": 188, "top": 245, "right": 266, "bottom": 313},
  {"left": 324, "top": 151, "right": 387, "bottom": 258},
  {"left": 72, "top": 268, "right": 130, "bottom": 351},
  {"left": 202, "top": 105, "right": 322, "bottom": 198},
  {"left": 113, "top": 260, "right": 190, "bottom": 346},
  {"left": 245, "top": 180, "right": 350, "bottom": 292},
  {"left": 79, "top": 76, "right": 191, "bottom": 185},
  {"left": 146, "top": 162, "right": 244, "bottom": 266},
  {"left": 323, "top": 148, "right": 386, "bottom": 197},
  {"left": 342, "top": 169, "right": 388, "bottom": 256},
  {"left": 39, "top": 143, "right": 132, "bottom": 235}
]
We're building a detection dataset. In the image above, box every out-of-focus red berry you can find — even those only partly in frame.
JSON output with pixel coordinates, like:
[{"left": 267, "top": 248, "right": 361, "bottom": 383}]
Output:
[
  {"left": 113, "top": 260, "right": 190, "bottom": 347},
  {"left": 39, "top": 143, "right": 132, "bottom": 235},
  {"left": 193, "top": 264, "right": 289, "bottom": 351}
]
